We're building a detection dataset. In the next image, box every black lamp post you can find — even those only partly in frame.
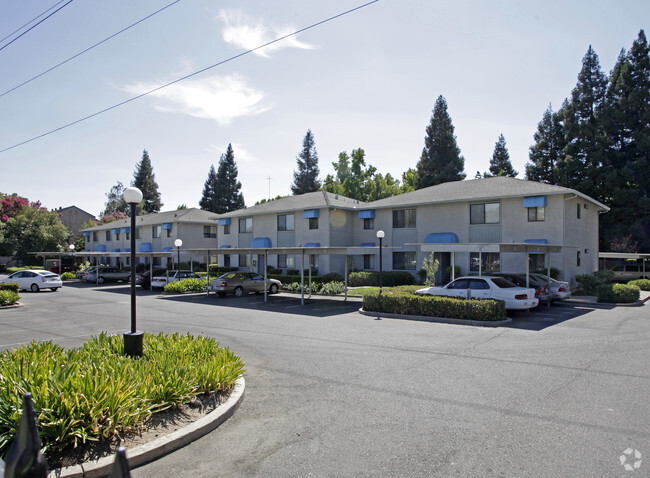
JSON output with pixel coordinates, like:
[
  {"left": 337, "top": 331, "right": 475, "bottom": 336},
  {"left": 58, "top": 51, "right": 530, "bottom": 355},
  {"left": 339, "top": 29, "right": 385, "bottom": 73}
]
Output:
[
  {"left": 376, "top": 230, "right": 385, "bottom": 294},
  {"left": 123, "top": 187, "right": 143, "bottom": 357},
  {"left": 174, "top": 238, "right": 183, "bottom": 269}
]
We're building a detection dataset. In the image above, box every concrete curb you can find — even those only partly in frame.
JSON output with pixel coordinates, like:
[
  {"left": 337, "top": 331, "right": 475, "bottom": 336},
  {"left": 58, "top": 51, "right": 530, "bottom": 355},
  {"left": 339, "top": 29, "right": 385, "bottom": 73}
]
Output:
[
  {"left": 358, "top": 308, "right": 512, "bottom": 327},
  {"left": 48, "top": 377, "right": 246, "bottom": 478},
  {"left": 0, "top": 302, "right": 22, "bottom": 309}
]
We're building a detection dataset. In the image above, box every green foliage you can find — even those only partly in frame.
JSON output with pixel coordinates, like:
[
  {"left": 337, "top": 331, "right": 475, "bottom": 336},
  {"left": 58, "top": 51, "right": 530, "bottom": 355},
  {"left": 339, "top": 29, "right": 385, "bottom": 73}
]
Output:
[
  {"left": 0, "top": 333, "right": 244, "bottom": 456},
  {"left": 362, "top": 289, "right": 506, "bottom": 321},
  {"left": 627, "top": 279, "right": 650, "bottom": 291},
  {"left": 489, "top": 134, "right": 518, "bottom": 177},
  {"left": 318, "top": 281, "right": 346, "bottom": 295},
  {"left": 199, "top": 164, "right": 220, "bottom": 212},
  {"left": 99, "top": 181, "right": 129, "bottom": 217},
  {"left": 291, "top": 129, "right": 321, "bottom": 195},
  {"left": 525, "top": 104, "right": 565, "bottom": 184},
  {"left": 348, "top": 271, "right": 415, "bottom": 287},
  {"left": 214, "top": 144, "right": 245, "bottom": 213},
  {"left": 0, "top": 283, "right": 20, "bottom": 293},
  {"left": 597, "top": 283, "right": 640, "bottom": 303},
  {"left": 60, "top": 272, "right": 76, "bottom": 280},
  {"left": 282, "top": 281, "right": 346, "bottom": 295},
  {"left": 209, "top": 265, "right": 238, "bottom": 274},
  {"left": 576, "top": 271, "right": 613, "bottom": 295},
  {"left": 268, "top": 274, "right": 321, "bottom": 284},
  {"left": 321, "top": 272, "right": 344, "bottom": 283},
  {"left": 0, "top": 290, "right": 19, "bottom": 306},
  {"left": 133, "top": 150, "right": 163, "bottom": 214},
  {"left": 322, "top": 148, "right": 377, "bottom": 201},
  {"left": 550, "top": 267, "right": 561, "bottom": 280},
  {"left": 163, "top": 278, "right": 208, "bottom": 293},
  {"left": 7, "top": 266, "right": 45, "bottom": 274},
  {"left": 421, "top": 253, "right": 439, "bottom": 286}
]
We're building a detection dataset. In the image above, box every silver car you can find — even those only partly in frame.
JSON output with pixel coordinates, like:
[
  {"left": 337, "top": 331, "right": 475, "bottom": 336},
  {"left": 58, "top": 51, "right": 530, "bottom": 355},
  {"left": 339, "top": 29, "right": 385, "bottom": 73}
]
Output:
[
  {"left": 208, "top": 272, "right": 282, "bottom": 297},
  {"left": 529, "top": 273, "right": 572, "bottom": 301}
]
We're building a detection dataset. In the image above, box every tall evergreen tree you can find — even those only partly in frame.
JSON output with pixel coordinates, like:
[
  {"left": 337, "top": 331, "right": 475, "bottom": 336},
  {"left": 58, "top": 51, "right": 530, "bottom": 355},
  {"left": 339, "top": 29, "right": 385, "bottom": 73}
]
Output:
[
  {"left": 489, "top": 134, "right": 518, "bottom": 177},
  {"left": 132, "top": 150, "right": 162, "bottom": 213},
  {"left": 416, "top": 95, "right": 466, "bottom": 189},
  {"left": 199, "top": 165, "right": 219, "bottom": 212},
  {"left": 291, "top": 129, "right": 321, "bottom": 195},
  {"left": 214, "top": 144, "right": 245, "bottom": 213},
  {"left": 525, "top": 104, "right": 565, "bottom": 184}
]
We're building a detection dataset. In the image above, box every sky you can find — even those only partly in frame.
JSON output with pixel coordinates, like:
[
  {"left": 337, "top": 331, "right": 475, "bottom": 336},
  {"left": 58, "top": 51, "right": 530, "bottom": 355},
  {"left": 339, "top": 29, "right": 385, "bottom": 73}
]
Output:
[{"left": 0, "top": 0, "right": 648, "bottom": 218}]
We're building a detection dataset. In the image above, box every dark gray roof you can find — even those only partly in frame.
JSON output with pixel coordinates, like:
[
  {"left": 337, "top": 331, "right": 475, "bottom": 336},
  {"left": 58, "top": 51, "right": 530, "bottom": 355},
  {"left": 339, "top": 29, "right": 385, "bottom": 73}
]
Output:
[
  {"left": 222, "top": 191, "right": 365, "bottom": 218},
  {"left": 363, "top": 177, "right": 609, "bottom": 211},
  {"left": 83, "top": 208, "right": 219, "bottom": 232}
]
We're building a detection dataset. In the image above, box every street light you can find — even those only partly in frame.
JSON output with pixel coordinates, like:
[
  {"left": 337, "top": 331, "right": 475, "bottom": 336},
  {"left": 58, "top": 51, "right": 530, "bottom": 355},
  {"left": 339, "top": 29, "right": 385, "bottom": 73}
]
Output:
[
  {"left": 376, "top": 230, "right": 385, "bottom": 294},
  {"left": 123, "top": 187, "right": 143, "bottom": 357},
  {"left": 174, "top": 238, "right": 183, "bottom": 270}
]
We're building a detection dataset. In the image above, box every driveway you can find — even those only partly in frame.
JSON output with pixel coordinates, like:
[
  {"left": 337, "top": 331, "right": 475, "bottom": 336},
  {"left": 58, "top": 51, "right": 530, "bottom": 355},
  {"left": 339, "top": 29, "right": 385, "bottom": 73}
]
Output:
[{"left": 1, "top": 283, "right": 649, "bottom": 477}]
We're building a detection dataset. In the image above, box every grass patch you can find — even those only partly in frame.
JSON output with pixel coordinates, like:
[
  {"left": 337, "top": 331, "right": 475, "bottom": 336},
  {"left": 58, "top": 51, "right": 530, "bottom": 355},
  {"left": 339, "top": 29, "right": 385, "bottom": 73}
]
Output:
[
  {"left": 352, "top": 285, "right": 421, "bottom": 296},
  {"left": 0, "top": 332, "right": 245, "bottom": 458}
]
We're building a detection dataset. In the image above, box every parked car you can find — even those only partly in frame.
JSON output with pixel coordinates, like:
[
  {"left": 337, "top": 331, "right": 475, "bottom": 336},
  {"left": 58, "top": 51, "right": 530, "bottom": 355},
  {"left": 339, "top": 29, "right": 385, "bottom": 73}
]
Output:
[
  {"left": 208, "top": 272, "right": 282, "bottom": 297},
  {"left": 77, "top": 266, "right": 97, "bottom": 280},
  {"left": 415, "top": 276, "right": 539, "bottom": 310},
  {"left": 151, "top": 270, "right": 201, "bottom": 289},
  {"left": 487, "top": 272, "right": 552, "bottom": 306},
  {"left": 0, "top": 269, "right": 62, "bottom": 292},
  {"left": 528, "top": 273, "right": 572, "bottom": 301},
  {"left": 84, "top": 267, "right": 131, "bottom": 284},
  {"left": 135, "top": 269, "right": 168, "bottom": 289}
]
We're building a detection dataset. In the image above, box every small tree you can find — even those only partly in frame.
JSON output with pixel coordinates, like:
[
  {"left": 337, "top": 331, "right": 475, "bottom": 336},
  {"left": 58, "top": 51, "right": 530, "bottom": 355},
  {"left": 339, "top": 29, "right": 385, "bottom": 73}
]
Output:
[
  {"left": 489, "top": 134, "right": 518, "bottom": 177},
  {"left": 291, "top": 129, "right": 321, "bottom": 195},
  {"left": 132, "top": 150, "right": 163, "bottom": 214},
  {"left": 421, "top": 253, "right": 440, "bottom": 286}
]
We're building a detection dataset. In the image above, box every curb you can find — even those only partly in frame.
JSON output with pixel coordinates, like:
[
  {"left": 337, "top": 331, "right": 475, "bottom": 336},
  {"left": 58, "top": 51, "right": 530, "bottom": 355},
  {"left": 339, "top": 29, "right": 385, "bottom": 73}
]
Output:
[
  {"left": 48, "top": 377, "right": 246, "bottom": 478},
  {"left": 358, "top": 308, "right": 512, "bottom": 327},
  {"left": 0, "top": 302, "right": 22, "bottom": 309}
]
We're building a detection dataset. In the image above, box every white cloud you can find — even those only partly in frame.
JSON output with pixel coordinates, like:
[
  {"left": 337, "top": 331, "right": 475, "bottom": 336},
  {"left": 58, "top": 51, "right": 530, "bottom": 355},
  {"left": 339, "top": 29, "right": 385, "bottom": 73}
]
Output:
[
  {"left": 124, "top": 73, "right": 270, "bottom": 125},
  {"left": 217, "top": 9, "right": 315, "bottom": 58},
  {"left": 206, "top": 142, "right": 256, "bottom": 163}
]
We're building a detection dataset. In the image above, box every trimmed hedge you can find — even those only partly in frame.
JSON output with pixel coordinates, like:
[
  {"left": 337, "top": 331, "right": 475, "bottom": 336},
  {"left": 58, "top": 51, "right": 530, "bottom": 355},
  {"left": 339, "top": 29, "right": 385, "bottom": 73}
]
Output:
[
  {"left": 628, "top": 279, "right": 650, "bottom": 291},
  {"left": 597, "top": 283, "right": 640, "bottom": 303},
  {"left": 321, "top": 272, "right": 344, "bottom": 283},
  {"left": 349, "top": 271, "right": 415, "bottom": 287},
  {"left": 60, "top": 272, "right": 76, "bottom": 280},
  {"left": 0, "top": 290, "right": 19, "bottom": 306},
  {"left": 163, "top": 278, "right": 208, "bottom": 294},
  {"left": 283, "top": 281, "right": 346, "bottom": 295},
  {"left": 0, "top": 283, "right": 20, "bottom": 293},
  {"left": 362, "top": 290, "right": 506, "bottom": 321},
  {"left": 209, "top": 266, "right": 238, "bottom": 274},
  {"left": 268, "top": 274, "right": 322, "bottom": 284},
  {"left": 576, "top": 270, "right": 614, "bottom": 295}
]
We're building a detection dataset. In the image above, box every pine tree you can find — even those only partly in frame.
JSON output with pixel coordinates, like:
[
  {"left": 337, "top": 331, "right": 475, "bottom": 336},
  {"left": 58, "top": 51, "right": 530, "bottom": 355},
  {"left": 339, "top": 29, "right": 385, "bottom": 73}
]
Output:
[
  {"left": 215, "top": 144, "right": 245, "bottom": 213},
  {"left": 489, "top": 134, "right": 518, "bottom": 177},
  {"left": 416, "top": 95, "right": 466, "bottom": 189},
  {"left": 199, "top": 165, "right": 220, "bottom": 212},
  {"left": 291, "top": 130, "right": 321, "bottom": 195},
  {"left": 525, "top": 104, "right": 565, "bottom": 184},
  {"left": 132, "top": 150, "right": 162, "bottom": 213}
]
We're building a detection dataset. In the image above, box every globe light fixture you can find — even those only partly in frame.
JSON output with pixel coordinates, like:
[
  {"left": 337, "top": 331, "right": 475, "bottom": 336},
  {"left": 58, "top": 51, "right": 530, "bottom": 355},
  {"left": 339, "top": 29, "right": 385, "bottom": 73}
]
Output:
[{"left": 174, "top": 238, "right": 183, "bottom": 269}]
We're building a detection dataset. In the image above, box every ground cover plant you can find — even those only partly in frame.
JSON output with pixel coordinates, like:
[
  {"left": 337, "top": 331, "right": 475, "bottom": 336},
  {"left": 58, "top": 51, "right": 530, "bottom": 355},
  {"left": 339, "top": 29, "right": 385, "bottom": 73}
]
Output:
[
  {"left": 163, "top": 277, "right": 208, "bottom": 293},
  {"left": 628, "top": 279, "right": 650, "bottom": 291},
  {"left": 597, "top": 283, "right": 640, "bottom": 303},
  {"left": 0, "top": 332, "right": 245, "bottom": 461},
  {"left": 0, "top": 289, "right": 19, "bottom": 306}
]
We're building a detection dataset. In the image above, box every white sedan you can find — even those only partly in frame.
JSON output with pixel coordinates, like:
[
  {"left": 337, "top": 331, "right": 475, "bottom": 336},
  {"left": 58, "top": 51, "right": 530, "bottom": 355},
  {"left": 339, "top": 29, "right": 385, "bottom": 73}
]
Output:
[
  {"left": 416, "top": 276, "right": 539, "bottom": 310},
  {"left": 0, "top": 269, "right": 63, "bottom": 292}
]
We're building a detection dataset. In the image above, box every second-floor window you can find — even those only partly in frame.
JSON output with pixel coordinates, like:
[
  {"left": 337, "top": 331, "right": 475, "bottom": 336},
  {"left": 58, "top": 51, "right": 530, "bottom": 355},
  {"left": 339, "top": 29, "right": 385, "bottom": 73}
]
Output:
[
  {"left": 93, "top": 232, "right": 98, "bottom": 241},
  {"left": 309, "top": 217, "right": 319, "bottom": 230},
  {"left": 239, "top": 218, "right": 252, "bottom": 233},
  {"left": 152, "top": 226, "right": 161, "bottom": 238},
  {"left": 363, "top": 218, "right": 374, "bottom": 230},
  {"left": 470, "top": 203, "right": 500, "bottom": 224},
  {"left": 115, "top": 232, "right": 120, "bottom": 240},
  {"left": 105, "top": 231, "right": 111, "bottom": 241},
  {"left": 277, "top": 214, "right": 295, "bottom": 231},
  {"left": 204, "top": 226, "right": 217, "bottom": 238},
  {"left": 393, "top": 209, "right": 416, "bottom": 228},
  {"left": 224, "top": 224, "right": 230, "bottom": 235},
  {"left": 528, "top": 207, "right": 545, "bottom": 222}
]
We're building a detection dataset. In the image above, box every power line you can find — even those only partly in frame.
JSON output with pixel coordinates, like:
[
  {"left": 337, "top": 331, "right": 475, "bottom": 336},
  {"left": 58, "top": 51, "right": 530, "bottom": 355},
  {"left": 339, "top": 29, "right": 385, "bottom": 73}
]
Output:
[
  {"left": 0, "top": 0, "right": 68, "bottom": 45},
  {"left": 0, "top": 0, "right": 75, "bottom": 52},
  {"left": 0, "top": 0, "right": 182, "bottom": 99},
  {"left": 0, "top": 0, "right": 380, "bottom": 154}
]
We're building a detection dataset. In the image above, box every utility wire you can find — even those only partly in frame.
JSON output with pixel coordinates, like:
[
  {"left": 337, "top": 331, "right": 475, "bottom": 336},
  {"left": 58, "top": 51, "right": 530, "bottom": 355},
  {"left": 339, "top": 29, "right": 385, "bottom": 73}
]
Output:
[
  {"left": 0, "top": 0, "right": 182, "bottom": 99},
  {"left": 0, "top": 0, "right": 379, "bottom": 154},
  {"left": 0, "top": 0, "right": 75, "bottom": 52},
  {"left": 0, "top": 0, "right": 68, "bottom": 45}
]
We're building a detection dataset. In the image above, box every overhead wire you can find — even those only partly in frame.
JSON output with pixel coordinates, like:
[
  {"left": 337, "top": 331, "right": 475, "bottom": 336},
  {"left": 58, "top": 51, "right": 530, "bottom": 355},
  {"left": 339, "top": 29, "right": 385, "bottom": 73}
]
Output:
[
  {"left": 0, "top": 0, "right": 68, "bottom": 45},
  {"left": 0, "top": 0, "right": 380, "bottom": 154},
  {"left": 0, "top": 0, "right": 182, "bottom": 99},
  {"left": 0, "top": 0, "right": 75, "bottom": 52}
]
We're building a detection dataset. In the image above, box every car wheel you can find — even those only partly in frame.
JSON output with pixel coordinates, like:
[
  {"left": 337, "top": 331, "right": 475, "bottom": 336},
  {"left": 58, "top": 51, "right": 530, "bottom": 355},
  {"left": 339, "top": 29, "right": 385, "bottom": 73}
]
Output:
[
  {"left": 217, "top": 292, "right": 226, "bottom": 297},
  {"left": 269, "top": 283, "right": 279, "bottom": 294},
  {"left": 97, "top": 277, "right": 105, "bottom": 284},
  {"left": 233, "top": 286, "right": 244, "bottom": 298},
  {"left": 30, "top": 283, "right": 40, "bottom": 292},
  {"left": 51, "top": 288, "right": 59, "bottom": 292}
]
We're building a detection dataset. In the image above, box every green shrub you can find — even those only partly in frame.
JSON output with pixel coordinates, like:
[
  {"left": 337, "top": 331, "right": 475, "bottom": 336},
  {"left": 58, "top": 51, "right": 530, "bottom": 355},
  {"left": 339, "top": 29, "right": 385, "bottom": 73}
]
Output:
[
  {"left": 628, "top": 279, "right": 650, "bottom": 291},
  {"left": 7, "top": 266, "right": 44, "bottom": 274},
  {"left": 0, "top": 290, "right": 19, "bottom": 306},
  {"left": 362, "top": 289, "right": 505, "bottom": 321},
  {"left": 576, "top": 272, "right": 612, "bottom": 295},
  {"left": 320, "top": 272, "right": 344, "bottom": 283},
  {"left": 209, "top": 265, "right": 238, "bottom": 274},
  {"left": 597, "top": 283, "right": 640, "bottom": 303},
  {"left": 60, "top": 272, "right": 76, "bottom": 280},
  {"left": 349, "top": 271, "right": 415, "bottom": 287},
  {"left": 0, "top": 333, "right": 244, "bottom": 457},
  {"left": 319, "top": 281, "right": 346, "bottom": 295},
  {"left": 163, "top": 278, "right": 208, "bottom": 293},
  {"left": 269, "top": 274, "right": 322, "bottom": 284},
  {"left": 0, "top": 283, "right": 20, "bottom": 293}
]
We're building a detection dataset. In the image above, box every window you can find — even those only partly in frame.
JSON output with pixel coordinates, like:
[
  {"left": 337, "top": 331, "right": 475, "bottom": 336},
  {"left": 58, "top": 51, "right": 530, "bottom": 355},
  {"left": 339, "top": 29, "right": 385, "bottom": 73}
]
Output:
[
  {"left": 309, "top": 217, "right": 319, "bottom": 230},
  {"left": 105, "top": 231, "right": 111, "bottom": 241},
  {"left": 223, "top": 254, "right": 230, "bottom": 267},
  {"left": 278, "top": 254, "right": 295, "bottom": 269},
  {"left": 528, "top": 254, "right": 546, "bottom": 273},
  {"left": 393, "top": 251, "right": 416, "bottom": 270},
  {"left": 115, "top": 232, "right": 120, "bottom": 240},
  {"left": 92, "top": 232, "right": 98, "bottom": 241},
  {"left": 239, "top": 218, "right": 252, "bottom": 233},
  {"left": 152, "top": 226, "right": 161, "bottom": 238},
  {"left": 224, "top": 224, "right": 230, "bottom": 235},
  {"left": 203, "top": 226, "right": 217, "bottom": 238},
  {"left": 577, "top": 250, "right": 581, "bottom": 267},
  {"left": 85, "top": 235, "right": 90, "bottom": 243},
  {"left": 363, "top": 218, "right": 374, "bottom": 230},
  {"left": 153, "top": 257, "right": 161, "bottom": 266},
  {"left": 277, "top": 214, "right": 295, "bottom": 231},
  {"left": 393, "top": 209, "right": 416, "bottom": 228},
  {"left": 470, "top": 203, "right": 500, "bottom": 224},
  {"left": 166, "top": 228, "right": 172, "bottom": 238},
  {"left": 577, "top": 203, "right": 581, "bottom": 219},
  {"left": 469, "top": 252, "right": 500, "bottom": 272},
  {"left": 135, "top": 228, "right": 140, "bottom": 240},
  {"left": 528, "top": 207, "right": 545, "bottom": 222},
  {"left": 363, "top": 254, "right": 375, "bottom": 270},
  {"left": 125, "top": 232, "right": 130, "bottom": 240},
  {"left": 239, "top": 254, "right": 250, "bottom": 267}
]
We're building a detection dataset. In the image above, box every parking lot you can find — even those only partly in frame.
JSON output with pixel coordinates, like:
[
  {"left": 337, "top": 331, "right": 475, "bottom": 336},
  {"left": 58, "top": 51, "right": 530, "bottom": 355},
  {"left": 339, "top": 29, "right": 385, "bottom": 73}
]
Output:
[{"left": 1, "top": 281, "right": 649, "bottom": 477}]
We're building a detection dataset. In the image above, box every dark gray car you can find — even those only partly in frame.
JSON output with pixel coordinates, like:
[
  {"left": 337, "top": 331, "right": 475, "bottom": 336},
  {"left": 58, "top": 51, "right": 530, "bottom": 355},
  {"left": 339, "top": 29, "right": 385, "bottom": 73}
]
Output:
[
  {"left": 208, "top": 272, "right": 282, "bottom": 297},
  {"left": 487, "top": 272, "right": 552, "bottom": 306}
]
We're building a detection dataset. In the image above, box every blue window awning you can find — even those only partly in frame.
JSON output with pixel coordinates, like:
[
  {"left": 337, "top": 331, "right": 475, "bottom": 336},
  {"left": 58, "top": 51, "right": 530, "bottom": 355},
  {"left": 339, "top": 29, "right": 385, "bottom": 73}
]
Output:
[
  {"left": 161, "top": 247, "right": 173, "bottom": 252},
  {"left": 360, "top": 242, "right": 376, "bottom": 247},
  {"left": 95, "top": 245, "right": 107, "bottom": 252},
  {"left": 123, "top": 248, "right": 130, "bottom": 253},
  {"left": 220, "top": 245, "right": 232, "bottom": 249},
  {"left": 425, "top": 232, "right": 459, "bottom": 243},
  {"left": 303, "top": 209, "right": 320, "bottom": 219},
  {"left": 139, "top": 243, "right": 153, "bottom": 253},
  {"left": 82, "top": 231, "right": 90, "bottom": 237},
  {"left": 358, "top": 210, "right": 375, "bottom": 219},
  {"left": 112, "top": 248, "right": 121, "bottom": 253},
  {"left": 121, "top": 227, "right": 130, "bottom": 233},
  {"left": 304, "top": 243, "right": 320, "bottom": 248},
  {"left": 111, "top": 228, "right": 120, "bottom": 234},
  {"left": 162, "top": 223, "right": 173, "bottom": 230},
  {"left": 523, "top": 196, "right": 547, "bottom": 208},
  {"left": 251, "top": 237, "right": 272, "bottom": 248},
  {"left": 525, "top": 238, "right": 547, "bottom": 255},
  {"left": 218, "top": 218, "right": 231, "bottom": 226}
]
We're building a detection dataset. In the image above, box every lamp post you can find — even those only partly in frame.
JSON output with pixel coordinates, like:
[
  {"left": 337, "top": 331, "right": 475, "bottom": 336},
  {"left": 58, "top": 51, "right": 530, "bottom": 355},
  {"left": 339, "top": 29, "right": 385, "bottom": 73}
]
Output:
[
  {"left": 68, "top": 244, "right": 75, "bottom": 273},
  {"left": 123, "top": 187, "right": 143, "bottom": 357},
  {"left": 174, "top": 238, "right": 183, "bottom": 270},
  {"left": 376, "top": 230, "right": 385, "bottom": 294}
]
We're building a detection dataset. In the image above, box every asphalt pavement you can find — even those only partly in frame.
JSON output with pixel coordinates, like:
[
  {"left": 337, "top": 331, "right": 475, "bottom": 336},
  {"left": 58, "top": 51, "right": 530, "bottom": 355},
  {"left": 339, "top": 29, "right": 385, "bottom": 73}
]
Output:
[{"left": 1, "top": 281, "right": 649, "bottom": 477}]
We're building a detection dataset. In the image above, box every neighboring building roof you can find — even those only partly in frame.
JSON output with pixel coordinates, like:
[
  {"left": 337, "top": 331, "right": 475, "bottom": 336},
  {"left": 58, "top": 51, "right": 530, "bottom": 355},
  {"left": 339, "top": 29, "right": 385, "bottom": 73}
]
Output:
[
  {"left": 222, "top": 191, "right": 365, "bottom": 218},
  {"left": 82, "top": 208, "right": 219, "bottom": 232},
  {"left": 56, "top": 205, "right": 96, "bottom": 219},
  {"left": 362, "top": 177, "right": 610, "bottom": 212}
]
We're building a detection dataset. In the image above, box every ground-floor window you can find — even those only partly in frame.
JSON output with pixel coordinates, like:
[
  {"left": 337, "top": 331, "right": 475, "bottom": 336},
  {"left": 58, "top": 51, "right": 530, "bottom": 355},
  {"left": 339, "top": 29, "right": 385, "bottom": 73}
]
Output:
[
  {"left": 528, "top": 253, "right": 546, "bottom": 273},
  {"left": 153, "top": 257, "right": 161, "bottom": 266},
  {"left": 393, "top": 251, "right": 416, "bottom": 270},
  {"left": 239, "top": 255, "right": 250, "bottom": 267},
  {"left": 470, "top": 252, "right": 500, "bottom": 273},
  {"left": 278, "top": 254, "right": 295, "bottom": 269},
  {"left": 363, "top": 254, "right": 375, "bottom": 270},
  {"left": 223, "top": 254, "right": 230, "bottom": 267}
]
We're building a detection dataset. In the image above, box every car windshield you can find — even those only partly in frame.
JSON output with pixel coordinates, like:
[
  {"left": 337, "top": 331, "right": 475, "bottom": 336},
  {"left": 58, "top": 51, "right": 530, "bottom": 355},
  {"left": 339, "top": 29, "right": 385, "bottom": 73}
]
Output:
[{"left": 491, "top": 277, "right": 518, "bottom": 288}]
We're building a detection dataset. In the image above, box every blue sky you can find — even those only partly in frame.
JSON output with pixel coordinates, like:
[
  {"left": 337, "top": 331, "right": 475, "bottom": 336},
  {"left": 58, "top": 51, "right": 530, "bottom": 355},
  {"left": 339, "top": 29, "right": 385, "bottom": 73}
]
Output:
[{"left": 0, "top": 0, "right": 647, "bottom": 217}]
